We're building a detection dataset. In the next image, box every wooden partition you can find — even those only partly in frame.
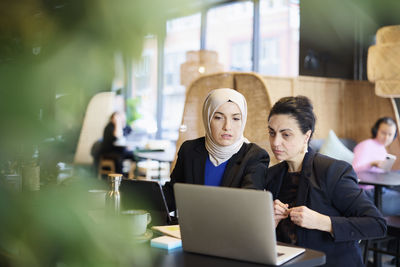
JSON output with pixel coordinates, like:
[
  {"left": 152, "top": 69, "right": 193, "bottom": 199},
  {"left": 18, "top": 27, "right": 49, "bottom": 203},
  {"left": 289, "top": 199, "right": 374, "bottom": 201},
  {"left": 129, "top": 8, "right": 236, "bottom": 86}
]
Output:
[
  {"left": 174, "top": 73, "right": 400, "bottom": 170},
  {"left": 172, "top": 72, "right": 273, "bottom": 169},
  {"left": 263, "top": 75, "right": 400, "bottom": 169}
]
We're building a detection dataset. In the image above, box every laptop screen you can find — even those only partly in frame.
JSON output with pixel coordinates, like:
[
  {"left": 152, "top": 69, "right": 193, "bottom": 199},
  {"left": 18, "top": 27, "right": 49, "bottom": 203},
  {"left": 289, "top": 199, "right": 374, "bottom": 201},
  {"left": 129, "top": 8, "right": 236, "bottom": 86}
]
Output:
[{"left": 119, "top": 179, "right": 171, "bottom": 226}]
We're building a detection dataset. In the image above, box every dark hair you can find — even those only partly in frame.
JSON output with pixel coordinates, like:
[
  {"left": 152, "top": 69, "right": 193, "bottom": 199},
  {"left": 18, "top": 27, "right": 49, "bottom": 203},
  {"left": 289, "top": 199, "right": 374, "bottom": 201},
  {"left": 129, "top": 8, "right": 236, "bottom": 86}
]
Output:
[
  {"left": 109, "top": 111, "right": 118, "bottom": 121},
  {"left": 268, "top": 96, "right": 316, "bottom": 140},
  {"left": 371, "top": 117, "right": 397, "bottom": 138}
]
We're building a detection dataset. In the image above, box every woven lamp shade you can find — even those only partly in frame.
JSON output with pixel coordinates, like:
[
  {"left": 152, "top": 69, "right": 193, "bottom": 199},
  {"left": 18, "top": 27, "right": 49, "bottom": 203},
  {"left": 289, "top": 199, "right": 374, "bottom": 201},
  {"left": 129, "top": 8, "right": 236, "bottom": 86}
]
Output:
[
  {"left": 367, "top": 25, "right": 400, "bottom": 97},
  {"left": 180, "top": 50, "right": 224, "bottom": 87}
]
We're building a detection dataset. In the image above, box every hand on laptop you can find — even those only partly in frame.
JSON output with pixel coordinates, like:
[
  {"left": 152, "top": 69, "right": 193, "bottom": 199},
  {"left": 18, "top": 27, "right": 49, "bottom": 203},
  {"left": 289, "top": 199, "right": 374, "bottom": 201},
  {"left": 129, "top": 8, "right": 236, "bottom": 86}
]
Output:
[
  {"left": 289, "top": 206, "right": 333, "bottom": 234},
  {"left": 273, "top": 199, "right": 290, "bottom": 227}
]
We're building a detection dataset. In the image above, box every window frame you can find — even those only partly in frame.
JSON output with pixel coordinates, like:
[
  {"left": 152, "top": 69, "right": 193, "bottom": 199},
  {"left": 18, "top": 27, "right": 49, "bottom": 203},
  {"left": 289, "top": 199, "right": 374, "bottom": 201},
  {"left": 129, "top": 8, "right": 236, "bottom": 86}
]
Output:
[{"left": 127, "top": 0, "right": 297, "bottom": 139}]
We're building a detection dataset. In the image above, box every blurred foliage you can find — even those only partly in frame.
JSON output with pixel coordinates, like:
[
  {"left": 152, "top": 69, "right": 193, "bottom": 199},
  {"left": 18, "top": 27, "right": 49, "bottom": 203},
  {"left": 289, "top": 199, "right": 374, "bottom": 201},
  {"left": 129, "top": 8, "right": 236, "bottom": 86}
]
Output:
[
  {"left": 0, "top": 0, "right": 190, "bottom": 163},
  {"left": 0, "top": 172, "right": 153, "bottom": 266},
  {"left": 0, "top": 0, "right": 193, "bottom": 265},
  {"left": 126, "top": 97, "right": 141, "bottom": 126}
]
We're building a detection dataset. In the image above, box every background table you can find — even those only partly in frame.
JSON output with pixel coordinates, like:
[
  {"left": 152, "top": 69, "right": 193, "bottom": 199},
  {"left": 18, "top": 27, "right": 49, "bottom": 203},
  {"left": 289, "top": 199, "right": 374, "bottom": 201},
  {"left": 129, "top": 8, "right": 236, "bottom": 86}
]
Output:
[
  {"left": 357, "top": 171, "right": 400, "bottom": 267},
  {"left": 135, "top": 147, "right": 176, "bottom": 181},
  {"left": 357, "top": 171, "right": 400, "bottom": 210}
]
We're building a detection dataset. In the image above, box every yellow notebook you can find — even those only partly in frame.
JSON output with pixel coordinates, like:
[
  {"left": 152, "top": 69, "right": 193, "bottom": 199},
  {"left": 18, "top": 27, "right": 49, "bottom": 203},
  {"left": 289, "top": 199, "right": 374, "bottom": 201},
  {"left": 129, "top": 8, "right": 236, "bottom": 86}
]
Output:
[{"left": 151, "top": 225, "right": 181, "bottom": 239}]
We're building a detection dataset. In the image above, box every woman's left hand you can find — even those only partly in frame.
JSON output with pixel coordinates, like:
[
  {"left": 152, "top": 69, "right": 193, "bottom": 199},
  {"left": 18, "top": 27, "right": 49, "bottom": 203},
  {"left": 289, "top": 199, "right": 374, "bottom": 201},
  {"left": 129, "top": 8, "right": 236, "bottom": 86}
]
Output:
[{"left": 289, "top": 206, "right": 333, "bottom": 233}]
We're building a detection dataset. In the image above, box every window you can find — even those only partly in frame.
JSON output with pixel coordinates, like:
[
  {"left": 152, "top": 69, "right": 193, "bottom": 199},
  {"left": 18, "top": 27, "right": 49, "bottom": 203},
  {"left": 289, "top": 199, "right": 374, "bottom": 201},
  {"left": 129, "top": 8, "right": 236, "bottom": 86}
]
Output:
[
  {"left": 127, "top": 0, "right": 300, "bottom": 141},
  {"left": 130, "top": 35, "right": 158, "bottom": 136},
  {"left": 162, "top": 13, "right": 201, "bottom": 140},
  {"left": 231, "top": 41, "right": 252, "bottom": 71},
  {"left": 164, "top": 52, "right": 186, "bottom": 89},
  {"left": 259, "top": 0, "right": 299, "bottom": 76},
  {"left": 134, "top": 54, "right": 151, "bottom": 91},
  {"left": 260, "top": 38, "right": 279, "bottom": 75},
  {"left": 206, "top": 1, "right": 254, "bottom": 71}
]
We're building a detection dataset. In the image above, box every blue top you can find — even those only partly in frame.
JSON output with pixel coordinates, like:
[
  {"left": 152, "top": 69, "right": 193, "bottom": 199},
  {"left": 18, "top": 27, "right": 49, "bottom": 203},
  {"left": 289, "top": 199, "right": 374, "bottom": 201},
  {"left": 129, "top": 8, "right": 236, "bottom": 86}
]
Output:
[{"left": 204, "top": 157, "right": 228, "bottom": 186}]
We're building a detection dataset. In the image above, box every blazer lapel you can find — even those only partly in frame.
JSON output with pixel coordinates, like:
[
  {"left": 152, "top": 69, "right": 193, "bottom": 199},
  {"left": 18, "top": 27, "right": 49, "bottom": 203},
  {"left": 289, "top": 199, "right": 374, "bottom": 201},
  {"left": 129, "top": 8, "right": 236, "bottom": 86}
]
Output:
[
  {"left": 192, "top": 141, "right": 207, "bottom": 185},
  {"left": 269, "top": 163, "right": 287, "bottom": 199},
  {"left": 295, "top": 148, "right": 315, "bottom": 206},
  {"left": 295, "top": 148, "right": 315, "bottom": 246},
  {"left": 220, "top": 145, "right": 245, "bottom": 187}
]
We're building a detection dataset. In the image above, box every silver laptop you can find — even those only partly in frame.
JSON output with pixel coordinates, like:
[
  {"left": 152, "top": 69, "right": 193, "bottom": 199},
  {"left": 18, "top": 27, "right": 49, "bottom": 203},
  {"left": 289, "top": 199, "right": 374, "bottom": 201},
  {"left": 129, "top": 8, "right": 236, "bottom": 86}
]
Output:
[{"left": 174, "top": 183, "right": 305, "bottom": 265}]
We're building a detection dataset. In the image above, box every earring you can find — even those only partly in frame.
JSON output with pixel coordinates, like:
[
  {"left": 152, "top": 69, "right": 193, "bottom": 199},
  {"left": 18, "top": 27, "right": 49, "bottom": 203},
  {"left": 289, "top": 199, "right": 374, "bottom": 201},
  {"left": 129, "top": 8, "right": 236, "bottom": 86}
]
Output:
[{"left": 303, "top": 143, "right": 308, "bottom": 154}]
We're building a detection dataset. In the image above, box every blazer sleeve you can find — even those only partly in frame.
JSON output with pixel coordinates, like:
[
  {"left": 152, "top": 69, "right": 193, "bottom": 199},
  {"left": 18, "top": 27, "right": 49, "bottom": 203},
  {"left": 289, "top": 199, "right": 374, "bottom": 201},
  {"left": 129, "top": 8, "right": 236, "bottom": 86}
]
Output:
[
  {"left": 240, "top": 145, "right": 270, "bottom": 190},
  {"left": 163, "top": 141, "right": 186, "bottom": 211},
  {"left": 328, "top": 164, "right": 387, "bottom": 242}
]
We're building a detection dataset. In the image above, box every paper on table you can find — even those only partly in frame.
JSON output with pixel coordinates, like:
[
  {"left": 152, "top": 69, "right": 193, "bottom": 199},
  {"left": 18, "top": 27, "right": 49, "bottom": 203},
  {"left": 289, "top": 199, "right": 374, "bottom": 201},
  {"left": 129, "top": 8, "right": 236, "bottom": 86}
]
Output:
[
  {"left": 151, "top": 225, "right": 181, "bottom": 239},
  {"left": 150, "top": 236, "right": 182, "bottom": 250}
]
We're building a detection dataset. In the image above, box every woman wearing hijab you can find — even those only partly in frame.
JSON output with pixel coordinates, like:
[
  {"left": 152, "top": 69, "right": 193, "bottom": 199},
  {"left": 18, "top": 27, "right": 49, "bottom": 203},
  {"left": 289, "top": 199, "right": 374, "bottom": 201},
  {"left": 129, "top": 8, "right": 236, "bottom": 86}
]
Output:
[
  {"left": 163, "top": 88, "right": 270, "bottom": 211},
  {"left": 266, "top": 96, "right": 386, "bottom": 267}
]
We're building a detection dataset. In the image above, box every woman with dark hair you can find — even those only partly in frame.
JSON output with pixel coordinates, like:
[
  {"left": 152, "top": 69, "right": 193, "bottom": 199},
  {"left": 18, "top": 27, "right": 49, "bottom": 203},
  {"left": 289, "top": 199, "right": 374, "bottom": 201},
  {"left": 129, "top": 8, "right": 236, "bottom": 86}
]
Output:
[
  {"left": 266, "top": 96, "right": 386, "bottom": 267},
  {"left": 163, "top": 88, "right": 270, "bottom": 211},
  {"left": 352, "top": 117, "right": 400, "bottom": 215},
  {"left": 353, "top": 117, "right": 397, "bottom": 172},
  {"left": 100, "top": 111, "right": 135, "bottom": 174}
]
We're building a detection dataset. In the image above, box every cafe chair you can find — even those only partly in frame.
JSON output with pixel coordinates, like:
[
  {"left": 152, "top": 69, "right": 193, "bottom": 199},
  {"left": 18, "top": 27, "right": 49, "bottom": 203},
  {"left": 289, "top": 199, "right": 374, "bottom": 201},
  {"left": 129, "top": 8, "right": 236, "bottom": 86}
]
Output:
[
  {"left": 74, "top": 91, "right": 124, "bottom": 166},
  {"left": 98, "top": 157, "right": 116, "bottom": 179},
  {"left": 363, "top": 215, "right": 400, "bottom": 266},
  {"left": 386, "top": 216, "right": 400, "bottom": 266},
  {"left": 127, "top": 161, "right": 137, "bottom": 179},
  {"left": 173, "top": 71, "right": 273, "bottom": 169}
]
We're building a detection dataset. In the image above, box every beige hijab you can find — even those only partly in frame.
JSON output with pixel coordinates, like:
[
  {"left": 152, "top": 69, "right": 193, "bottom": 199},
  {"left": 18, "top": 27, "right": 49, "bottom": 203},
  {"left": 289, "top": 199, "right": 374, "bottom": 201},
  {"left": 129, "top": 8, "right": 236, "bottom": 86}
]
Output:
[{"left": 202, "top": 88, "right": 248, "bottom": 166}]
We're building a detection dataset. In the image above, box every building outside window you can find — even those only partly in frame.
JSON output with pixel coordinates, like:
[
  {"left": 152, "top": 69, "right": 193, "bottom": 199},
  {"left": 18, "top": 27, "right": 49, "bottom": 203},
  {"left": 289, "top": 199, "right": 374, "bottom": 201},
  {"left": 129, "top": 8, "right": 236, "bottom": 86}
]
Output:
[
  {"left": 259, "top": 38, "right": 279, "bottom": 75},
  {"left": 162, "top": 13, "right": 201, "bottom": 140},
  {"left": 259, "top": 0, "right": 299, "bottom": 76},
  {"left": 130, "top": 35, "right": 158, "bottom": 137},
  {"left": 206, "top": 1, "right": 254, "bottom": 72},
  {"left": 231, "top": 41, "right": 252, "bottom": 71},
  {"left": 129, "top": 0, "right": 300, "bottom": 141}
]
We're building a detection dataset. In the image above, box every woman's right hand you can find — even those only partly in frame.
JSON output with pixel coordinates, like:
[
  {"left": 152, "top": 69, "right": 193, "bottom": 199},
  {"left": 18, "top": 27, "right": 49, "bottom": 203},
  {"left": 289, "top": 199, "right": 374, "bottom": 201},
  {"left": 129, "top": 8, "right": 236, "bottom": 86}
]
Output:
[{"left": 273, "top": 199, "right": 290, "bottom": 227}]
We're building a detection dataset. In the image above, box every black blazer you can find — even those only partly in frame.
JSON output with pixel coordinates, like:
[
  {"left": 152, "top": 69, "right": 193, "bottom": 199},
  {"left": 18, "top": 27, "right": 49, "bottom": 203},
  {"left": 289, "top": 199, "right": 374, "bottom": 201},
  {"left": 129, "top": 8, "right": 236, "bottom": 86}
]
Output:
[
  {"left": 266, "top": 148, "right": 387, "bottom": 267},
  {"left": 163, "top": 137, "right": 270, "bottom": 211}
]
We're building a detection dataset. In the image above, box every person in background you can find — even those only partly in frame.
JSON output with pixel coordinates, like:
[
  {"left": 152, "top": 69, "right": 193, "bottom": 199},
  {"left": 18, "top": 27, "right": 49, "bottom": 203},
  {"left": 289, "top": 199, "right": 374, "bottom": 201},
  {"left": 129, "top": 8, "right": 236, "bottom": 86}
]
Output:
[
  {"left": 266, "top": 96, "right": 386, "bottom": 267},
  {"left": 163, "top": 88, "right": 270, "bottom": 211},
  {"left": 352, "top": 117, "right": 400, "bottom": 216},
  {"left": 100, "top": 111, "right": 135, "bottom": 175}
]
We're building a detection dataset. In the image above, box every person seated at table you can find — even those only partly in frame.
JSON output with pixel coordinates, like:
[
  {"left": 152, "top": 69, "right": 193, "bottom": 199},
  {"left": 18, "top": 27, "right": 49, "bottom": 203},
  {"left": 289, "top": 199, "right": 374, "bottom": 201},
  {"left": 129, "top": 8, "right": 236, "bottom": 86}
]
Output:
[
  {"left": 352, "top": 117, "right": 400, "bottom": 216},
  {"left": 265, "top": 96, "right": 386, "bottom": 267},
  {"left": 163, "top": 88, "right": 270, "bottom": 211},
  {"left": 100, "top": 111, "right": 136, "bottom": 175}
]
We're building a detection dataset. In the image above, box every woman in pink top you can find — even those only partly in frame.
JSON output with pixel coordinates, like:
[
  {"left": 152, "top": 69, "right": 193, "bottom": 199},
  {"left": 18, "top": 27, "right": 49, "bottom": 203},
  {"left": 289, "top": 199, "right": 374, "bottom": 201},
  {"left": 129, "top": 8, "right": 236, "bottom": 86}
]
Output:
[{"left": 352, "top": 117, "right": 400, "bottom": 216}]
